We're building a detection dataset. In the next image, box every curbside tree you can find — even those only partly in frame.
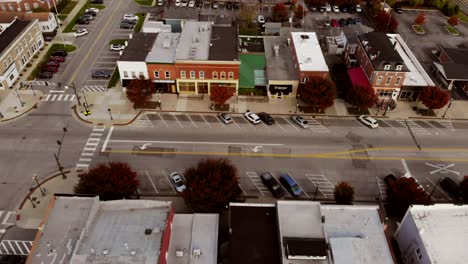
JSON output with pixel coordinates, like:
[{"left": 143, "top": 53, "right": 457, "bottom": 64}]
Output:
[
  {"left": 334, "top": 182, "right": 355, "bottom": 205},
  {"left": 345, "top": 84, "right": 378, "bottom": 111},
  {"left": 460, "top": 176, "right": 468, "bottom": 203},
  {"left": 210, "top": 85, "right": 235, "bottom": 106},
  {"left": 126, "top": 79, "right": 155, "bottom": 107},
  {"left": 419, "top": 86, "right": 450, "bottom": 110},
  {"left": 298, "top": 77, "right": 336, "bottom": 113},
  {"left": 448, "top": 16, "right": 459, "bottom": 26},
  {"left": 414, "top": 12, "right": 426, "bottom": 25}
]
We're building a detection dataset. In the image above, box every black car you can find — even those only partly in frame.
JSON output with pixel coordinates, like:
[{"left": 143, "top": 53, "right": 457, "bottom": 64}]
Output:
[
  {"left": 92, "top": 70, "right": 111, "bottom": 79},
  {"left": 80, "top": 14, "right": 94, "bottom": 21},
  {"left": 84, "top": 11, "right": 97, "bottom": 17},
  {"left": 349, "top": 5, "right": 356, "bottom": 13},
  {"left": 226, "top": 1, "right": 233, "bottom": 9},
  {"left": 318, "top": 5, "right": 326, "bottom": 12},
  {"left": 339, "top": 18, "right": 347, "bottom": 27},
  {"left": 37, "top": 71, "right": 53, "bottom": 79},
  {"left": 308, "top": 5, "right": 317, "bottom": 11},
  {"left": 120, "top": 22, "right": 135, "bottom": 29},
  {"left": 340, "top": 5, "right": 348, "bottom": 12},
  {"left": 121, "top": 19, "right": 137, "bottom": 25},
  {"left": 346, "top": 17, "right": 356, "bottom": 25},
  {"left": 52, "top": 49, "right": 67, "bottom": 57},
  {"left": 233, "top": 2, "right": 240, "bottom": 9},
  {"left": 76, "top": 18, "right": 90, "bottom": 25},
  {"left": 195, "top": 0, "right": 203, "bottom": 7},
  {"left": 258, "top": 112, "right": 275, "bottom": 125},
  {"left": 260, "top": 172, "right": 284, "bottom": 198},
  {"left": 90, "top": 0, "right": 103, "bottom": 3},
  {"left": 440, "top": 177, "right": 461, "bottom": 201}
]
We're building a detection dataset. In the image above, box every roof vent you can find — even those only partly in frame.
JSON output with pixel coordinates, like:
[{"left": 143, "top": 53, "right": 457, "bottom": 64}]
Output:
[
  {"left": 102, "top": 249, "right": 109, "bottom": 255},
  {"left": 305, "top": 57, "right": 312, "bottom": 64},
  {"left": 176, "top": 250, "right": 184, "bottom": 257},
  {"left": 145, "top": 228, "right": 152, "bottom": 235},
  {"left": 162, "top": 36, "right": 171, "bottom": 48},
  {"left": 273, "top": 44, "right": 279, "bottom": 57},
  {"left": 193, "top": 35, "right": 199, "bottom": 44},
  {"left": 300, "top": 34, "right": 309, "bottom": 40},
  {"left": 130, "top": 250, "right": 136, "bottom": 256},
  {"left": 193, "top": 249, "right": 202, "bottom": 256}
]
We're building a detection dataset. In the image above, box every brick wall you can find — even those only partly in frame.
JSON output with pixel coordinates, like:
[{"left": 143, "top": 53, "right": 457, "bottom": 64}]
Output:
[{"left": 0, "top": 0, "right": 55, "bottom": 12}]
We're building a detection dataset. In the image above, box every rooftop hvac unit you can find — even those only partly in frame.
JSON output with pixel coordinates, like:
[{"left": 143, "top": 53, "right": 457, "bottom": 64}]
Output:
[
  {"left": 193, "top": 249, "right": 201, "bottom": 256},
  {"left": 176, "top": 250, "right": 184, "bottom": 257},
  {"left": 300, "top": 34, "right": 309, "bottom": 40}
]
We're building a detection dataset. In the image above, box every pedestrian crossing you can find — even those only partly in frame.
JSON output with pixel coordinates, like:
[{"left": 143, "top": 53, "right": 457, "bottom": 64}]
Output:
[
  {"left": 305, "top": 174, "right": 335, "bottom": 198},
  {"left": 401, "top": 120, "right": 431, "bottom": 135},
  {"left": 130, "top": 114, "right": 154, "bottom": 128},
  {"left": 0, "top": 211, "right": 15, "bottom": 232},
  {"left": 81, "top": 85, "right": 107, "bottom": 92},
  {"left": 247, "top": 171, "right": 268, "bottom": 196},
  {"left": 0, "top": 240, "right": 33, "bottom": 255},
  {"left": 305, "top": 118, "right": 329, "bottom": 133},
  {"left": 436, "top": 120, "right": 454, "bottom": 131},
  {"left": 75, "top": 125, "right": 105, "bottom": 172},
  {"left": 42, "top": 93, "right": 76, "bottom": 102},
  {"left": 376, "top": 176, "right": 388, "bottom": 201}
]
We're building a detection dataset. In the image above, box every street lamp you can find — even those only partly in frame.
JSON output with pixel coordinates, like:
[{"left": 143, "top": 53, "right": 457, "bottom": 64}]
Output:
[
  {"left": 313, "top": 184, "right": 320, "bottom": 201},
  {"left": 54, "top": 121, "right": 69, "bottom": 179},
  {"left": 66, "top": 82, "right": 81, "bottom": 106},
  {"left": 33, "top": 173, "right": 46, "bottom": 196},
  {"left": 82, "top": 90, "right": 89, "bottom": 110},
  {"left": 0, "top": 111, "right": 4, "bottom": 118},
  {"left": 15, "top": 90, "right": 25, "bottom": 107},
  {"left": 442, "top": 98, "right": 453, "bottom": 118},
  {"left": 107, "top": 108, "right": 113, "bottom": 120},
  {"left": 27, "top": 196, "right": 36, "bottom": 208}
]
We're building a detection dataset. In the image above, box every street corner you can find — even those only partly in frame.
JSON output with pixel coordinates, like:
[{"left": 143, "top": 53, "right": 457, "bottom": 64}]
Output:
[{"left": 0, "top": 92, "right": 43, "bottom": 123}]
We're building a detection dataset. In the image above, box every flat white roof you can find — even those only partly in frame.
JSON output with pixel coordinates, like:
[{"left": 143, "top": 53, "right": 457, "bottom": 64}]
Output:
[
  {"left": 167, "top": 214, "right": 219, "bottom": 264},
  {"left": 146, "top": 32, "right": 181, "bottom": 63},
  {"left": 387, "top": 34, "right": 435, "bottom": 87},
  {"left": 409, "top": 204, "right": 468, "bottom": 263},
  {"left": 321, "top": 205, "right": 393, "bottom": 264},
  {"left": 290, "top": 32, "right": 329, "bottom": 72},
  {"left": 175, "top": 21, "right": 211, "bottom": 61}
]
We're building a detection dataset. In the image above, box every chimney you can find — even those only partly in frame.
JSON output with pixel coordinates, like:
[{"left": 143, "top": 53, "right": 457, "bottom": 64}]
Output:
[{"left": 273, "top": 44, "right": 279, "bottom": 56}]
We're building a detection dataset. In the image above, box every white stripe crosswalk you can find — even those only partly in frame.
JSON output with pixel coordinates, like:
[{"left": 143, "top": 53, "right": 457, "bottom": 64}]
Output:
[
  {"left": 130, "top": 114, "right": 154, "bottom": 128},
  {"left": 436, "top": 120, "right": 454, "bottom": 131},
  {"left": 305, "top": 174, "right": 334, "bottom": 197},
  {"left": 246, "top": 171, "right": 268, "bottom": 196},
  {"left": 400, "top": 120, "right": 431, "bottom": 135},
  {"left": 42, "top": 94, "right": 76, "bottom": 102},
  {"left": 81, "top": 85, "right": 107, "bottom": 92},
  {"left": 75, "top": 125, "right": 105, "bottom": 172},
  {"left": 305, "top": 118, "right": 329, "bottom": 133},
  {"left": 0, "top": 240, "right": 33, "bottom": 255},
  {"left": 0, "top": 211, "right": 15, "bottom": 226}
]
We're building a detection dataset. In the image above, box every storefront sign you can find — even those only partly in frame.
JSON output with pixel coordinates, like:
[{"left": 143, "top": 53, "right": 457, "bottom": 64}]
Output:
[{"left": 269, "top": 85, "right": 292, "bottom": 95}]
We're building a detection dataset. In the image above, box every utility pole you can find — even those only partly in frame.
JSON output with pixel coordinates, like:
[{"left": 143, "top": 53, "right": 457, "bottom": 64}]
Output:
[
  {"left": 68, "top": 82, "right": 81, "bottom": 106},
  {"left": 442, "top": 98, "right": 453, "bottom": 118},
  {"left": 82, "top": 90, "right": 89, "bottom": 110},
  {"left": 107, "top": 108, "right": 113, "bottom": 120},
  {"left": 53, "top": 153, "right": 66, "bottom": 179},
  {"left": 313, "top": 184, "right": 320, "bottom": 201},
  {"left": 54, "top": 121, "right": 69, "bottom": 179},
  {"left": 33, "top": 173, "right": 46, "bottom": 196},
  {"left": 15, "top": 90, "right": 25, "bottom": 107}
]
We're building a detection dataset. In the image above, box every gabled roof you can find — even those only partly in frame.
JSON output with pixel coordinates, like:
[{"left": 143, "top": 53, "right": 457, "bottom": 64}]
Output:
[
  {"left": 0, "top": 12, "right": 51, "bottom": 23},
  {"left": 434, "top": 62, "right": 468, "bottom": 80},
  {"left": 441, "top": 47, "right": 468, "bottom": 64},
  {"left": 0, "top": 19, "right": 31, "bottom": 55},
  {"left": 119, "top": 33, "right": 158, "bottom": 61},
  {"left": 358, "top": 32, "right": 406, "bottom": 71}
]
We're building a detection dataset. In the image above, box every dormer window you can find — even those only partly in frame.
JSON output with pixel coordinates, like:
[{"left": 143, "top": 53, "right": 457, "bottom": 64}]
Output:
[
  {"left": 396, "top": 64, "right": 403, "bottom": 71},
  {"left": 384, "top": 63, "right": 391, "bottom": 71}
]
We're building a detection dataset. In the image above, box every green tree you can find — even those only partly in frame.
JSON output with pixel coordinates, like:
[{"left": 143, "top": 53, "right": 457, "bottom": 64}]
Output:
[
  {"left": 74, "top": 162, "right": 139, "bottom": 200},
  {"left": 183, "top": 159, "right": 240, "bottom": 213},
  {"left": 125, "top": 79, "right": 155, "bottom": 106},
  {"left": 334, "top": 182, "right": 355, "bottom": 205},
  {"left": 298, "top": 77, "right": 336, "bottom": 113}
]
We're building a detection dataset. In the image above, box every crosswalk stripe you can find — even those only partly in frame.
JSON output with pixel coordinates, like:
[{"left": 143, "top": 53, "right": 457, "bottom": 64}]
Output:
[
  {"left": 43, "top": 94, "right": 51, "bottom": 101},
  {"left": 1, "top": 211, "right": 12, "bottom": 225},
  {"left": 79, "top": 158, "right": 92, "bottom": 162},
  {"left": 81, "top": 152, "right": 94, "bottom": 156},
  {"left": 76, "top": 164, "right": 89, "bottom": 168},
  {"left": 57, "top": 94, "right": 64, "bottom": 100},
  {"left": 90, "top": 133, "right": 103, "bottom": 137}
]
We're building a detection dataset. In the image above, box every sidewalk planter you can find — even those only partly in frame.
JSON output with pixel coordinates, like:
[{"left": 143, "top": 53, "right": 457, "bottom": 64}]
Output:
[
  {"left": 445, "top": 26, "right": 459, "bottom": 35},
  {"left": 412, "top": 25, "right": 425, "bottom": 34}
]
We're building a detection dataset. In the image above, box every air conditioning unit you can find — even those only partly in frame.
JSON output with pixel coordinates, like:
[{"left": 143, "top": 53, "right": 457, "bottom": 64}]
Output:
[{"left": 193, "top": 249, "right": 201, "bottom": 256}]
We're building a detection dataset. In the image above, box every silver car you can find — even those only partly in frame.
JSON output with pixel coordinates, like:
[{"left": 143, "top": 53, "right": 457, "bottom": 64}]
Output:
[
  {"left": 291, "top": 116, "right": 309, "bottom": 128},
  {"left": 170, "top": 172, "right": 187, "bottom": 192},
  {"left": 218, "top": 113, "right": 233, "bottom": 124}
]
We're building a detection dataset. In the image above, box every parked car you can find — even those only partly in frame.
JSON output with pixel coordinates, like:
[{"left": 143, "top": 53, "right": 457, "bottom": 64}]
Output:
[
  {"left": 332, "top": 5, "right": 339, "bottom": 12},
  {"left": 331, "top": 18, "right": 338, "bottom": 27},
  {"left": 37, "top": 71, "right": 53, "bottom": 79},
  {"left": 258, "top": 112, "right": 275, "bottom": 125},
  {"left": 157, "top": 0, "right": 164, "bottom": 5},
  {"left": 233, "top": 2, "right": 241, "bottom": 9},
  {"left": 354, "top": 17, "right": 361, "bottom": 24},
  {"left": 355, "top": 4, "right": 362, "bottom": 12},
  {"left": 324, "top": 18, "right": 331, "bottom": 27},
  {"left": 258, "top": 15, "right": 265, "bottom": 24},
  {"left": 42, "top": 61, "right": 60, "bottom": 67},
  {"left": 47, "top": 57, "right": 62, "bottom": 64},
  {"left": 384, "top": 174, "right": 397, "bottom": 188},
  {"left": 41, "top": 66, "right": 59, "bottom": 73},
  {"left": 211, "top": 1, "right": 219, "bottom": 8},
  {"left": 244, "top": 111, "right": 261, "bottom": 124},
  {"left": 279, "top": 173, "right": 303, "bottom": 197},
  {"left": 339, "top": 18, "right": 347, "bottom": 27},
  {"left": 120, "top": 22, "right": 135, "bottom": 29},
  {"left": 340, "top": 5, "right": 348, "bottom": 12},
  {"left": 394, "top": 6, "right": 403, "bottom": 13},
  {"left": 346, "top": 17, "right": 356, "bottom": 25},
  {"left": 181, "top": 0, "right": 188, "bottom": 6},
  {"left": 358, "top": 115, "right": 379, "bottom": 128},
  {"left": 76, "top": 18, "right": 90, "bottom": 25},
  {"left": 92, "top": 70, "right": 111, "bottom": 79},
  {"left": 309, "top": 5, "right": 317, "bottom": 11},
  {"left": 80, "top": 14, "right": 94, "bottom": 21},
  {"left": 123, "top": 14, "right": 138, "bottom": 21},
  {"left": 318, "top": 5, "right": 326, "bottom": 12},
  {"left": 196, "top": 0, "right": 203, "bottom": 7},
  {"left": 226, "top": 1, "right": 233, "bottom": 9},
  {"left": 170, "top": 171, "right": 187, "bottom": 192},
  {"left": 90, "top": 0, "right": 103, "bottom": 4},
  {"left": 349, "top": 5, "right": 356, "bottom": 13},
  {"left": 440, "top": 177, "right": 461, "bottom": 201},
  {"left": 85, "top": 7, "right": 99, "bottom": 13},
  {"left": 52, "top": 49, "right": 67, "bottom": 57},
  {"left": 121, "top": 19, "right": 137, "bottom": 25},
  {"left": 261, "top": 172, "right": 284, "bottom": 198},
  {"left": 110, "top": 44, "right": 125, "bottom": 51},
  {"left": 84, "top": 11, "right": 97, "bottom": 17},
  {"left": 188, "top": 0, "right": 195, "bottom": 7},
  {"left": 175, "top": 0, "right": 181, "bottom": 6},
  {"left": 325, "top": 3, "right": 331, "bottom": 12},
  {"left": 218, "top": 113, "right": 233, "bottom": 124},
  {"left": 49, "top": 56, "right": 65, "bottom": 62},
  {"left": 291, "top": 116, "right": 309, "bottom": 128},
  {"left": 73, "top": 29, "right": 88, "bottom": 37},
  {"left": 402, "top": 173, "right": 425, "bottom": 191}
]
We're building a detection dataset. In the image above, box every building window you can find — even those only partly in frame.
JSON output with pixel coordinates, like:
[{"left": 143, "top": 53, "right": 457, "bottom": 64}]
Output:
[
  {"left": 220, "top": 71, "right": 226, "bottom": 79},
  {"left": 9, "top": 74, "right": 14, "bottom": 81},
  {"left": 179, "top": 82, "right": 196, "bottom": 93},
  {"left": 24, "top": 3, "right": 30, "bottom": 11},
  {"left": 349, "top": 45, "right": 357, "bottom": 54},
  {"left": 131, "top": 72, "right": 137, "bottom": 78},
  {"left": 29, "top": 34, "right": 32, "bottom": 41},
  {"left": 31, "top": 45, "right": 37, "bottom": 52},
  {"left": 139, "top": 72, "right": 144, "bottom": 78},
  {"left": 3, "top": 60, "right": 7, "bottom": 68},
  {"left": 154, "top": 71, "right": 159, "bottom": 78},
  {"left": 396, "top": 64, "right": 403, "bottom": 71},
  {"left": 228, "top": 71, "right": 234, "bottom": 79},
  {"left": 199, "top": 71, "right": 205, "bottom": 79},
  {"left": 385, "top": 77, "right": 392, "bottom": 85},
  {"left": 1, "top": 4, "right": 6, "bottom": 11},
  {"left": 7, "top": 56, "right": 12, "bottom": 64},
  {"left": 190, "top": 71, "right": 195, "bottom": 79},
  {"left": 21, "top": 56, "right": 27, "bottom": 65},
  {"left": 33, "top": 3, "right": 38, "bottom": 8},
  {"left": 165, "top": 71, "right": 170, "bottom": 78},
  {"left": 18, "top": 44, "right": 22, "bottom": 52},
  {"left": 396, "top": 77, "right": 402, "bottom": 85},
  {"left": 378, "top": 89, "right": 393, "bottom": 97},
  {"left": 27, "top": 51, "right": 31, "bottom": 58},
  {"left": 384, "top": 63, "right": 391, "bottom": 71},
  {"left": 15, "top": 48, "right": 19, "bottom": 55},
  {"left": 301, "top": 77, "right": 308, "bottom": 83},
  {"left": 180, "top": 71, "right": 186, "bottom": 78},
  {"left": 0, "top": 82, "right": 3, "bottom": 88},
  {"left": 376, "top": 76, "right": 383, "bottom": 85},
  {"left": 23, "top": 39, "right": 27, "bottom": 46},
  {"left": 212, "top": 71, "right": 218, "bottom": 79},
  {"left": 123, "top": 71, "right": 129, "bottom": 78},
  {"left": 9, "top": 3, "right": 14, "bottom": 11},
  {"left": 37, "top": 39, "right": 43, "bottom": 47}
]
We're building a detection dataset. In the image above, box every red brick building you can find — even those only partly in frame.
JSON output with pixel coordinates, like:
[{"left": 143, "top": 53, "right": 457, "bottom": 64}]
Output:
[
  {"left": 290, "top": 32, "right": 329, "bottom": 83},
  {"left": 0, "top": 0, "right": 59, "bottom": 13}
]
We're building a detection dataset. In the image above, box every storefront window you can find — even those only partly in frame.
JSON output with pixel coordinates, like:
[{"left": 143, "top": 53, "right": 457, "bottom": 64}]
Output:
[
  {"left": 179, "top": 82, "right": 196, "bottom": 93},
  {"left": 198, "top": 82, "right": 208, "bottom": 93}
]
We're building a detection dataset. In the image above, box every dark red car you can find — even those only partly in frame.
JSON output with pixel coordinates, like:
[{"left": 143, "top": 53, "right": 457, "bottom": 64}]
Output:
[
  {"left": 49, "top": 56, "right": 65, "bottom": 62},
  {"left": 37, "top": 71, "right": 53, "bottom": 79},
  {"left": 41, "top": 66, "right": 59, "bottom": 73},
  {"left": 43, "top": 61, "right": 60, "bottom": 67}
]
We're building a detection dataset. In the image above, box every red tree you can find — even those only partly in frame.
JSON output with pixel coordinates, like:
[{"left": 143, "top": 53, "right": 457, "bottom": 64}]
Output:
[
  {"left": 125, "top": 79, "right": 155, "bottom": 106},
  {"left": 74, "top": 162, "right": 139, "bottom": 200},
  {"left": 334, "top": 182, "right": 355, "bottom": 204},
  {"left": 210, "top": 85, "right": 235, "bottom": 105},
  {"left": 375, "top": 10, "right": 399, "bottom": 32},
  {"left": 448, "top": 16, "right": 459, "bottom": 26},
  {"left": 345, "top": 85, "right": 378, "bottom": 111},
  {"left": 298, "top": 77, "right": 336, "bottom": 113},
  {"left": 183, "top": 158, "right": 240, "bottom": 213},
  {"left": 414, "top": 12, "right": 426, "bottom": 25},
  {"left": 419, "top": 86, "right": 450, "bottom": 110},
  {"left": 294, "top": 5, "right": 306, "bottom": 20},
  {"left": 460, "top": 176, "right": 468, "bottom": 203},
  {"left": 273, "top": 3, "right": 289, "bottom": 22},
  {"left": 387, "top": 177, "right": 432, "bottom": 217}
]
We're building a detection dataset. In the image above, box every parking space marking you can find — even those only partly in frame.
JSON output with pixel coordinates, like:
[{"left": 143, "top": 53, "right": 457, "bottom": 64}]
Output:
[
  {"left": 186, "top": 114, "right": 198, "bottom": 128},
  {"left": 0, "top": 211, "right": 15, "bottom": 225},
  {"left": 424, "top": 176, "right": 451, "bottom": 201},
  {"left": 246, "top": 171, "right": 267, "bottom": 196},
  {"left": 305, "top": 174, "right": 334, "bottom": 197},
  {"left": 238, "top": 184, "right": 247, "bottom": 195},
  {"left": 130, "top": 113, "right": 154, "bottom": 128},
  {"left": 145, "top": 169, "right": 158, "bottom": 193},
  {"left": 402, "top": 120, "right": 431, "bottom": 135},
  {"left": 437, "top": 120, "right": 454, "bottom": 131},
  {"left": 376, "top": 176, "right": 387, "bottom": 200},
  {"left": 158, "top": 113, "right": 169, "bottom": 127},
  {"left": 274, "top": 121, "right": 286, "bottom": 131},
  {"left": 200, "top": 115, "right": 212, "bottom": 128},
  {"left": 380, "top": 120, "right": 404, "bottom": 135},
  {"left": 284, "top": 117, "right": 300, "bottom": 131},
  {"left": 289, "top": 173, "right": 309, "bottom": 198},
  {"left": 305, "top": 118, "right": 329, "bottom": 133}
]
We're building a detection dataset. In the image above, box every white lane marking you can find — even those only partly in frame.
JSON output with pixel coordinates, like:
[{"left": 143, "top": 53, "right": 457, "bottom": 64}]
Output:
[
  {"left": 187, "top": 114, "right": 198, "bottom": 128},
  {"left": 15, "top": 241, "right": 25, "bottom": 255},
  {"left": 424, "top": 176, "right": 451, "bottom": 200},
  {"left": 76, "top": 164, "right": 89, "bottom": 168},
  {"left": 79, "top": 158, "right": 92, "bottom": 162},
  {"left": 284, "top": 117, "right": 300, "bottom": 131},
  {"left": 108, "top": 139, "right": 284, "bottom": 146},
  {"left": 426, "top": 163, "right": 460, "bottom": 175},
  {"left": 90, "top": 133, "right": 103, "bottom": 137},
  {"left": 43, "top": 94, "right": 51, "bottom": 101},
  {"left": 174, "top": 114, "right": 184, "bottom": 128},
  {"left": 158, "top": 113, "right": 169, "bottom": 127},
  {"left": 145, "top": 170, "right": 158, "bottom": 193},
  {"left": 49, "top": 90, "right": 65, "bottom": 93},
  {"left": 93, "top": 126, "right": 105, "bottom": 132},
  {"left": 51, "top": 94, "right": 58, "bottom": 101},
  {"left": 238, "top": 184, "right": 247, "bottom": 195},
  {"left": 1, "top": 212, "right": 12, "bottom": 225},
  {"left": 81, "top": 152, "right": 94, "bottom": 156},
  {"left": 201, "top": 115, "right": 212, "bottom": 128},
  {"left": 84, "top": 147, "right": 97, "bottom": 151},
  {"left": 401, "top": 159, "right": 412, "bottom": 178},
  {"left": 101, "top": 126, "right": 114, "bottom": 152}
]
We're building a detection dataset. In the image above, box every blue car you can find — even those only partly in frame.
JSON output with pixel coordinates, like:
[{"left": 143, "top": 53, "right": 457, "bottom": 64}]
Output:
[{"left": 279, "top": 173, "right": 303, "bottom": 197}]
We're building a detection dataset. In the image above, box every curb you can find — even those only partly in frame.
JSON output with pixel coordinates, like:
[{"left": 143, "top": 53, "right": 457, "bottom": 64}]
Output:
[{"left": 0, "top": 103, "right": 38, "bottom": 123}]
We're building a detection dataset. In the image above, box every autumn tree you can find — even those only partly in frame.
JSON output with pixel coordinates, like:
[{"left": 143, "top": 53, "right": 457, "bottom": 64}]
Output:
[
  {"left": 298, "top": 77, "right": 336, "bottom": 113},
  {"left": 294, "top": 5, "right": 306, "bottom": 20},
  {"left": 460, "top": 176, "right": 468, "bottom": 203},
  {"left": 74, "top": 162, "right": 139, "bottom": 201},
  {"left": 334, "top": 182, "right": 355, "bottom": 205},
  {"left": 414, "top": 12, "right": 426, "bottom": 25},
  {"left": 448, "top": 15, "right": 459, "bottom": 26},
  {"left": 374, "top": 10, "right": 399, "bottom": 32},
  {"left": 345, "top": 85, "right": 378, "bottom": 111},
  {"left": 210, "top": 85, "right": 235, "bottom": 105},
  {"left": 387, "top": 177, "right": 432, "bottom": 217},
  {"left": 419, "top": 86, "right": 450, "bottom": 110},
  {"left": 304, "top": 0, "right": 326, "bottom": 6},
  {"left": 409, "top": 0, "right": 424, "bottom": 6},
  {"left": 126, "top": 79, "right": 155, "bottom": 106},
  {"left": 273, "top": 3, "right": 289, "bottom": 22},
  {"left": 183, "top": 158, "right": 240, "bottom": 213}
]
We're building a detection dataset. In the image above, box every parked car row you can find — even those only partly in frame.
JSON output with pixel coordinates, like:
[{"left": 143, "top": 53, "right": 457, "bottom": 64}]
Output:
[
  {"left": 36, "top": 50, "right": 68, "bottom": 79},
  {"left": 324, "top": 17, "right": 360, "bottom": 27},
  {"left": 218, "top": 111, "right": 314, "bottom": 128},
  {"left": 120, "top": 13, "right": 138, "bottom": 29},
  {"left": 172, "top": 0, "right": 241, "bottom": 9},
  {"left": 76, "top": 7, "right": 99, "bottom": 25},
  {"left": 261, "top": 172, "right": 303, "bottom": 198},
  {"left": 312, "top": 3, "right": 362, "bottom": 13}
]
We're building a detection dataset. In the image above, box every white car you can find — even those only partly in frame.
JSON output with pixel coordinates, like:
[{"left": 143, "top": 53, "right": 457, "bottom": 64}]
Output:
[
  {"left": 123, "top": 14, "right": 138, "bottom": 21},
  {"left": 402, "top": 173, "right": 425, "bottom": 191},
  {"left": 110, "top": 44, "right": 125, "bottom": 51},
  {"left": 257, "top": 15, "right": 265, "bottom": 24},
  {"left": 188, "top": 0, "right": 195, "bottom": 7},
  {"left": 157, "top": 0, "right": 164, "bottom": 5},
  {"left": 85, "top": 7, "right": 99, "bottom": 13},
  {"left": 291, "top": 116, "right": 309, "bottom": 128},
  {"left": 355, "top": 4, "right": 362, "bottom": 12},
  {"left": 170, "top": 172, "right": 187, "bottom": 192},
  {"left": 358, "top": 115, "right": 379, "bottom": 128},
  {"left": 325, "top": 3, "right": 331, "bottom": 12},
  {"left": 332, "top": 5, "right": 339, "bottom": 12},
  {"left": 181, "top": 0, "right": 188, "bottom": 6},
  {"left": 73, "top": 29, "right": 88, "bottom": 37},
  {"left": 244, "top": 111, "right": 261, "bottom": 124},
  {"left": 175, "top": 0, "right": 181, "bottom": 6}
]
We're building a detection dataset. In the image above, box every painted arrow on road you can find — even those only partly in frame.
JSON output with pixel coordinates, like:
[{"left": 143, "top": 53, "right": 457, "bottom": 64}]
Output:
[
  {"left": 252, "top": 146, "right": 263, "bottom": 153},
  {"left": 139, "top": 143, "right": 152, "bottom": 150}
]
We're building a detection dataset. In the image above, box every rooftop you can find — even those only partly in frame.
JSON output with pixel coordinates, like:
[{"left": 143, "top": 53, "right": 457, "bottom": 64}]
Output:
[
  {"left": 0, "top": 12, "right": 51, "bottom": 23},
  {"left": 119, "top": 33, "right": 158, "bottom": 61},
  {"left": 434, "top": 47, "right": 468, "bottom": 80},
  {"left": 406, "top": 204, "right": 468, "bottom": 263},
  {"left": 441, "top": 47, "right": 468, "bottom": 64},
  {"left": 264, "top": 36, "right": 297, "bottom": 81},
  {"left": 358, "top": 32, "right": 406, "bottom": 71},
  {"left": 229, "top": 203, "right": 281, "bottom": 264},
  {"left": 0, "top": 19, "right": 31, "bottom": 55},
  {"left": 321, "top": 205, "right": 393, "bottom": 264},
  {"left": 290, "top": 32, "right": 329, "bottom": 72},
  {"left": 239, "top": 54, "right": 266, "bottom": 88},
  {"left": 209, "top": 26, "right": 238, "bottom": 61},
  {"left": 348, "top": 67, "right": 371, "bottom": 88},
  {"left": 167, "top": 214, "right": 219, "bottom": 264},
  {"left": 163, "top": 6, "right": 199, "bottom": 20},
  {"left": 175, "top": 21, "right": 211, "bottom": 61},
  {"left": 146, "top": 32, "right": 181, "bottom": 63}
]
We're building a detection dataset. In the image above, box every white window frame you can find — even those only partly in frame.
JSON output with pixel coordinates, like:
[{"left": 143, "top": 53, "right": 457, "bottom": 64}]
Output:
[
  {"left": 396, "top": 65, "right": 403, "bottom": 71},
  {"left": 395, "top": 77, "right": 402, "bottom": 85},
  {"left": 33, "top": 3, "right": 38, "bottom": 8},
  {"left": 385, "top": 77, "right": 392, "bottom": 85},
  {"left": 199, "top": 71, "right": 205, "bottom": 79},
  {"left": 228, "top": 71, "right": 234, "bottom": 79},
  {"left": 180, "top": 71, "right": 186, "bottom": 78},
  {"left": 220, "top": 71, "right": 226, "bottom": 79},
  {"left": 190, "top": 71, "right": 195, "bottom": 79},
  {"left": 123, "top": 71, "right": 129, "bottom": 78},
  {"left": 301, "top": 77, "right": 308, "bottom": 83},
  {"left": 24, "top": 3, "right": 30, "bottom": 11},
  {"left": 165, "top": 71, "right": 170, "bottom": 78},
  {"left": 1, "top": 4, "right": 6, "bottom": 11},
  {"left": 384, "top": 64, "right": 391, "bottom": 71},
  {"left": 154, "top": 71, "right": 159, "bottom": 78},
  {"left": 212, "top": 71, "right": 218, "bottom": 79},
  {"left": 376, "top": 76, "right": 383, "bottom": 85},
  {"left": 131, "top": 71, "right": 137, "bottom": 78}
]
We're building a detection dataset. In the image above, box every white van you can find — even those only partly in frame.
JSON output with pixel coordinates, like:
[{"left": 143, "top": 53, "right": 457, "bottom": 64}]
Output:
[{"left": 325, "top": 3, "right": 331, "bottom": 12}]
